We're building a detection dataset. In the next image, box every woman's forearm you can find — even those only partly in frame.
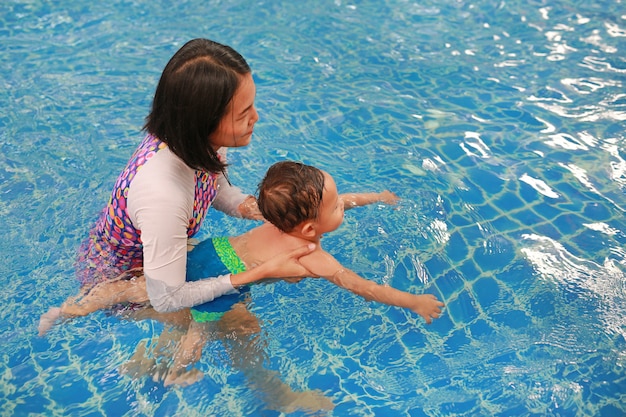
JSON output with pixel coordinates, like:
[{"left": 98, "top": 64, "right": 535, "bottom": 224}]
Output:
[
  {"left": 229, "top": 265, "right": 270, "bottom": 287},
  {"left": 146, "top": 274, "right": 237, "bottom": 313}
]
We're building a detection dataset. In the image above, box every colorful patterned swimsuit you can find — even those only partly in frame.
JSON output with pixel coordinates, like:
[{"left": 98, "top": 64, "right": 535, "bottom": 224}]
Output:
[{"left": 75, "top": 134, "right": 219, "bottom": 286}]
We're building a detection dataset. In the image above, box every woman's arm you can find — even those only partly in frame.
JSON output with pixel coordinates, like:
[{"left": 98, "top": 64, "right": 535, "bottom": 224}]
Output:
[
  {"left": 211, "top": 148, "right": 260, "bottom": 219},
  {"left": 302, "top": 249, "right": 443, "bottom": 323},
  {"left": 145, "top": 243, "right": 316, "bottom": 312},
  {"left": 340, "top": 191, "right": 399, "bottom": 209},
  {"left": 212, "top": 172, "right": 251, "bottom": 217}
]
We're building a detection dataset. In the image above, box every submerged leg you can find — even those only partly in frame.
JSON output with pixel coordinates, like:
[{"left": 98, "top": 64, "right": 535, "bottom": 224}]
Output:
[
  {"left": 38, "top": 268, "right": 148, "bottom": 336},
  {"left": 119, "top": 308, "right": 193, "bottom": 381},
  {"left": 163, "top": 319, "right": 209, "bottom": 387},
  {"left": 62, "top": 273, "right": 148, "bottom": 317},
  {"left": 216, "top": 303, "right": 335, "bottom": 413},
  {"left": 120, "top": 324, "right": 189, "bottom": 381}
]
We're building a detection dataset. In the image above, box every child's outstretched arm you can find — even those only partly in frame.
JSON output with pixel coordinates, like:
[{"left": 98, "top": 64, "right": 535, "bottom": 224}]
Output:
[
  {"left": 329, "top": 268, "right": 443, "bottom": 324},
  {"left": 340, "top": 191, "right": 399, "bottom": 209},
  {"left": 303, "top": 250, "right": 444, "bottom": 323}
]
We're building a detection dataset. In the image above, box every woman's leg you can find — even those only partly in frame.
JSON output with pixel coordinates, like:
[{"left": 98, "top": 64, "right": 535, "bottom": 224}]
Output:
[
  {"left": 38, "top": 268, "right": 148, "bottom": 336},
  {"left": 216, "top": 303, "right": 335, "bottom": 413},
  {"left": 163, "top": 319, "right": 210, "bottom": 386}
]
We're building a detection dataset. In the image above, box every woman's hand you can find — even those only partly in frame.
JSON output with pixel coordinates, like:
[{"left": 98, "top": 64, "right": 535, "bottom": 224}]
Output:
[
  {"left": 230, "top": 244, "right": 316, "bottom": 287},
  {"left": 262, "top": 243, "right": 317, "bottom": 279},
  {"left": 237, "top": 195, "right": 264, "bottom": 220}
]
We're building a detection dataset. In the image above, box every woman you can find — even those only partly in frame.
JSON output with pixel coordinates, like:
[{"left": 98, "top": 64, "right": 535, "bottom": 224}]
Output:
[{"left": 74, "top": 38, "right": 313, "bottom": 314}]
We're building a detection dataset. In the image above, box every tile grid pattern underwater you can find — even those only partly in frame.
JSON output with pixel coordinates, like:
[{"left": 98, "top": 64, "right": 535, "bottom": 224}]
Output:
[{"left": 1, "top": 0, "right": 626, "bottom": 415}]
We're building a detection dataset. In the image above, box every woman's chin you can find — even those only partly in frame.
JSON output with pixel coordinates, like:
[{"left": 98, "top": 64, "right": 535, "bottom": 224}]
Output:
[{"left": 235, "top": 134, "right": 253, "bottom": 148}]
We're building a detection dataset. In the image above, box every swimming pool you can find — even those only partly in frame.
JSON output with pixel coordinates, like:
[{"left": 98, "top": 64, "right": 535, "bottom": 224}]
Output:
[{"left": 1, "top": 0, "right": 625, "bottom": 415}]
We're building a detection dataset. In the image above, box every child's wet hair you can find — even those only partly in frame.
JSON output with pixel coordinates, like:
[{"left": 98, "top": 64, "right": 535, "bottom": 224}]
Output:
[{"left": 257, "top": 161, "right": 325, "bottom": 233}]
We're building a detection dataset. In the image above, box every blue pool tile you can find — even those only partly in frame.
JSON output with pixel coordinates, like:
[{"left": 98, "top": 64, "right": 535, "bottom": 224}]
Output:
[
  {"left": 447, "top": 291, "right": 480, "bottom": 323},
  {"left": 529, "top": 291, "right": 555, "bottom": 318},
  {"left": 503, "top": 109, "right": 523, "bottom": 119},
  {"left": 496, "top": 403, "right": 539, "bottom": 417},
  {"left": 512, "top": 208, "right": 545, "bottom": 225},
  {"left": 519, "top": 181, "right": 548, "bottom": 204},
  {"left": 533, "top": 222, "right": 561, "bottom": 241},
  {"left": 494, "top": 193, "right": 525, "bottom": 211},
  {"left": 519, "top": 110, "right": 546, "bottom": 128},
  {"left": 309, "top": 371, "right": 340, "bottom": 392},
  {"left": 443, "top": 328, "right": 471, "bottom": 353},
  {"left": 582, "top": 202, "right": 613, "bottom": 222},
  {"left": 436, "top": 270, "right": 465, "bottom": 297},
  {"left": 457, "top": 222, "right": 488, "bottom": 243},
  {"left": 424, "top": 254, "right": 452, "bottom": 279},
  {"left": 553, "top": 181, "right": 592, "bottom": 203},
  {"left": 487, "top": 349, "right": 519, "bottom": 366},
  {"left": 468, "top": 318, "right": 495, "bottom": 338},
  {"left": 436, "top": 140, "right": 468, "bottom": 162},
  {"left": 440, "top": 398, "right": 479, "bottom": 414},
  {"left": 49, "top": 372, "right": 92, "bottom": 407},
  {"left": 473, "top": 239, "right": 516, "bottom": 271},
  {"left": 401, "top": 329, "right": 428, "bottom": 347},
  {"left": 460, "top": 184, "right": 487, "bottom": 205},
  {"left": 448, "top": 94, "right": 479, "bottom": 110},
  {"left": 571, "top": 230, "right": 611, "bottom": 261},
  {"left": 472, "top": 277, "right": 501, "bottom": 309},
  {"left": 458, "top": 258, "right": 480, "bottom": 280},
  {"left": 475, "top": 203, "right": 501, "bottom": 222},
  {"left": 494, "top": 309, "right": 531, "bottom": 330},
  {"left": 490, "top": 214, "right": 522, "bottom": 233},
  {"left": 445, "top": 232, "right": 469, "bottom": 263},
  {"left": 468, "top": 167, "right": 505, "bottom": 195},
  {"left": 552, "top": 213, "right": 585, "bottom": 235},
  {"left": 599, "top": 403, "right": 626, "bottom": 417},
  {"left": 435, "top": 122, "right": 481, "bottom": 135},
  {"left": 449, "top": 213, "right": 473, "bottom": 227},
  {"left": 532, "top": 201, "right": 563, "bottom": 221}
]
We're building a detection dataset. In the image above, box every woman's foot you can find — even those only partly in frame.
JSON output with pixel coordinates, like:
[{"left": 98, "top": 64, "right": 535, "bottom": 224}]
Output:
[
  {"left": 163, "top": 367, "right": 204, "bottom": 387},
  {"left": 266, "top": 388, "right": 335, "bottom": 413},
  {"left": 38, "top": 307, "right": 62, "bottom": 336}
]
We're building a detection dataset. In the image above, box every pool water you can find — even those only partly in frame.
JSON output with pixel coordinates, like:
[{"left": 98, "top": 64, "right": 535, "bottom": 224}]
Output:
[{"left": 1, "top": 0, "right": 625, "bottom": 415}]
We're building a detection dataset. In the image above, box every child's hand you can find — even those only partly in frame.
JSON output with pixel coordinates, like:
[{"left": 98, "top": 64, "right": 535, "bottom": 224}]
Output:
[
  {"left": 411, "top": 294, "right": 444, "bottom": 324},
  {"left": 377, "top": 190, "right": 399, "bottom": 205}
]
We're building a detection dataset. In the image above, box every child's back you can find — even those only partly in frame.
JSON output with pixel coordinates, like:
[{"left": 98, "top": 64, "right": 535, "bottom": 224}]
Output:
[{"left": 230, "top": 223, "right": 308, "bottom": 270}]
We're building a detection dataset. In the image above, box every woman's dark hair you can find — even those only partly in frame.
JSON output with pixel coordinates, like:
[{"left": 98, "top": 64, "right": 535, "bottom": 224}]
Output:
[
  {"left": 144, "top": 38, "right": 251, "bottom": 173},
  {"left": 257, "top": 161, "right": 326, "bottom": 233}
]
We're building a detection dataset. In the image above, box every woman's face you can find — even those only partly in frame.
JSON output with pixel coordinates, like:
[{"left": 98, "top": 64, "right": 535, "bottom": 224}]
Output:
[{"left": 209, "top": 73, "right": 259, "bottom": 150}]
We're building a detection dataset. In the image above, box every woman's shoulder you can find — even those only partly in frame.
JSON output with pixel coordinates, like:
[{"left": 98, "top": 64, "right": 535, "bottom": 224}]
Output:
[
  {"left": 127, "top": 148, "right": 196, "bottom": 210},
  {"left": 136, "top": 148, "right": 195, "bottom": 188}
]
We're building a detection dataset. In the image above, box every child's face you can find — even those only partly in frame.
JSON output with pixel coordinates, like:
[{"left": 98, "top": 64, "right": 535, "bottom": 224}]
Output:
[{"left": 314, "top": 172, "right": 345, "bottom": 235}]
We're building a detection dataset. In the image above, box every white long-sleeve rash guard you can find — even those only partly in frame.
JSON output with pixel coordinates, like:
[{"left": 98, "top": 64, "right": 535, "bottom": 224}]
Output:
[{"left": 127, "top": 146, "right": 248, "bottom": 313}]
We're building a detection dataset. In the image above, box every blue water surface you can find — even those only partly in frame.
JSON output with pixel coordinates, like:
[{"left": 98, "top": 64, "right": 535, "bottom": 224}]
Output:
[{"left": 1, "top": 0, "right": 625, "bottom": 416}]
